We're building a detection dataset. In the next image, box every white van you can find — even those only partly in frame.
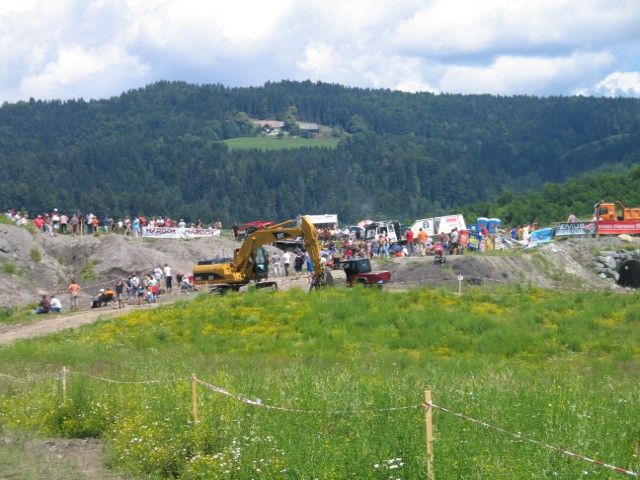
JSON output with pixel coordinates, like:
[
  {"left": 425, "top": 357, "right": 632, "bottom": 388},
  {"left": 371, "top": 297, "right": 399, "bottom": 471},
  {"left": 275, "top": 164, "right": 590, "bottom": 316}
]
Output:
[
  {"left": 410, "top": 215, "right": 466, "bottom": 236},
  {"left": 363, "top": 221, "right": 404, "bottom": 243}
]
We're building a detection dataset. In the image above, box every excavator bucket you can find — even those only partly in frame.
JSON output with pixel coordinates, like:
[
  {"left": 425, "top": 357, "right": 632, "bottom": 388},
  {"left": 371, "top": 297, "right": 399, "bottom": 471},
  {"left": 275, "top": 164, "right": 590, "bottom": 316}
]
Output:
[{"left": 309, "top": 269, "right": 347, "bottom": 291}]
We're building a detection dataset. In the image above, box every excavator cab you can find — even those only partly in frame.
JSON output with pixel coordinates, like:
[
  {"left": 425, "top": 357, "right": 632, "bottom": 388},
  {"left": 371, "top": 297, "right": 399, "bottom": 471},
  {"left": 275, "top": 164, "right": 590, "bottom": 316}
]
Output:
[{"left": 252, "top": 247, "right": 269, "bottom": 280}]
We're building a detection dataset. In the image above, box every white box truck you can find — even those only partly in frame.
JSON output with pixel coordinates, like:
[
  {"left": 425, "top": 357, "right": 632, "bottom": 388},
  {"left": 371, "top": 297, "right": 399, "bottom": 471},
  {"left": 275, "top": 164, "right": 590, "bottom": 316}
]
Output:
[{"left": 410, "top": 215, "right": 466, "bottom": 237}]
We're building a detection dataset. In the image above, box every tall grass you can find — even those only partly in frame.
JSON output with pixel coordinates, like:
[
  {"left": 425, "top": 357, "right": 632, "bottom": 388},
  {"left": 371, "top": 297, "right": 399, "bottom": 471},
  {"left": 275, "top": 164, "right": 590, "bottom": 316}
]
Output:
[{"left": 1, "top": 285, "right": 640, "bottom": 479}]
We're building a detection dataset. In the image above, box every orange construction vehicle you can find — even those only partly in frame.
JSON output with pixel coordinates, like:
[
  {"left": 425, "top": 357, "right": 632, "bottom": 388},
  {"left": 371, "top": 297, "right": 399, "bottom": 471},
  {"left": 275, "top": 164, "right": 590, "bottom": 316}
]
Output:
[{"left": 594, "top": 201, "right": 640, "bottom": 235}]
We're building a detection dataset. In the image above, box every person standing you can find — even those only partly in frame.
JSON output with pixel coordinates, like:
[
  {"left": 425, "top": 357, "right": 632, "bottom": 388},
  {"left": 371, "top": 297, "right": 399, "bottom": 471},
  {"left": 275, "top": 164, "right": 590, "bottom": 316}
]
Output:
[
  {"left": 115, "top": 277, "right": 125, "bottom": 309},
  {"left": 163, "top": 263, "right": 173, "bottom": 293},
  {"left": 68, "top": 279, "right": 80, "bottom": 310},
  {"left": 59, "top": 213, "right": 68, "bottom": 235},
  {"left": 417, "top": 228, "right": 427, "bottom": 256},
  {"left": 51, "top": 209, "right": 60, "bottom": 236},
  {"left": 567, "top": 212, "right": 578, "bottom": 223},
  {"left": 305, "top": 251, "right": 314, "bottom": 284},
  {"left": 270, "top": 252, "right": 282, "bottom": 277},
  {"left": 33, "top": 216, "right": 44, "bottom": 236},
  {"left": 294, "top": 252, "right": 304, "bottom": 280},
  {"left": 153, "top": 265, "right": 163, "bottom": 283},
  {"left": 282, "top": 251, "right": 292, "bottom": 276},
  {"left": 132, "top": 217, "right": 141, "bottom": 237},
  {"left": 405, "top": 228, "right": 415, "bottom": 256}
]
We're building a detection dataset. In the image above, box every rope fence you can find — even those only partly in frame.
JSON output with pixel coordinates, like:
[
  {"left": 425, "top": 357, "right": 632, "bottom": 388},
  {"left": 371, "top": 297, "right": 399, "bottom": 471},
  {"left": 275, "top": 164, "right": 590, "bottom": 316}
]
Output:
[{"left": 5, "top": 367, "right": 636, "bottom": 479}]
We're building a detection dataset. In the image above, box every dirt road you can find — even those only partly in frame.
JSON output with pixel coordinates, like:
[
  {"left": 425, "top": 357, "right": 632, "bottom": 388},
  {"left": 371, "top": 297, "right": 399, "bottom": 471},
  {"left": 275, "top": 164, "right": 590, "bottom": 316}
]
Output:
[{"left": 0, "top": 295, "right": 183, "bottom": 345}]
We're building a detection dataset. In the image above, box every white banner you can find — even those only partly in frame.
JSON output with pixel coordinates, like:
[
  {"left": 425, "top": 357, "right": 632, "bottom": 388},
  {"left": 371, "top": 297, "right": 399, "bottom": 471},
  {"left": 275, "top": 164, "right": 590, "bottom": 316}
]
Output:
[
  {"left": 302, "top": 214, "right": 338, "bottom": 225},
  {"left": 142, "top": 226, "right": 221, "bottom": 239}
]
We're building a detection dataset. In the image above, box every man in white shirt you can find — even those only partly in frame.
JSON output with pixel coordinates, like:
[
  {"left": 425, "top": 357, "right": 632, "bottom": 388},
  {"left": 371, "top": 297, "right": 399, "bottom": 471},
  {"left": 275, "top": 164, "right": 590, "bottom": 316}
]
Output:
[
  {"left": 281, "top": 251, "right": 292, "bottom": 277},
  {"left": 50, "top": 295, "right": 62, "bottom": 313},
  {"left": 163, "top": 264, "right": 173, "bottom": 293}
]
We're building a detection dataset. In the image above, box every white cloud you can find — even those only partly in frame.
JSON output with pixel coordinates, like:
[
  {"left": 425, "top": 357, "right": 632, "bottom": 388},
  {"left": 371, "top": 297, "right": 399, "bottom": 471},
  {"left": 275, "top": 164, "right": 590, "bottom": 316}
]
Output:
[
  {"left": 391, "top": 0, "right": 640, "bottom": 57},
  {"left": 594, "top": 72, "right": 640, "bottom": 97},
  {"left": 19, "top": 45, "right": 148, "bottom": 100},
  {"left": 0, "top": 0, "right": 638, "bottom": 101},
  {"left": 0, "top": 0, "right": 36, "bottom": 15},
  {"left": 439, "top": 52, "right": 616, "bottom": 95},
  {"left": 298, "top": 43, "right": 341, "bottom": 76}
]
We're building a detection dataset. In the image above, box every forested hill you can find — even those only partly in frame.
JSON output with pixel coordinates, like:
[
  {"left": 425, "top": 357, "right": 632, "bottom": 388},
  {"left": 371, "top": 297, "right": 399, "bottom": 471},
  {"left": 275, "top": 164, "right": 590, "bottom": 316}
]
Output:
[{"left": 1, "top": 80, "right": 639, "bottom": 225}]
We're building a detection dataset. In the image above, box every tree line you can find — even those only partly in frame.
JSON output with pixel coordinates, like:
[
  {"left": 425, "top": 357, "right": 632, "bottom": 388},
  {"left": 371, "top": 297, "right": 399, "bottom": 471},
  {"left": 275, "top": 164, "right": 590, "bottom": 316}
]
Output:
[{"left": 1, "top": 80, "right": 639, "bottom": 225}]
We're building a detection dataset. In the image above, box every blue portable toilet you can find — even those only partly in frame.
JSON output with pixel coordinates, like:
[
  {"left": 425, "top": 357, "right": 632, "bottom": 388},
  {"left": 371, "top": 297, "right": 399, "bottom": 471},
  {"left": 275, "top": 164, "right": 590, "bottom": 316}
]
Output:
[
  {"left": 488, "top": 218, "right": 501, "bottom": 234},
  {"left": 477, "top": 217, "right": 489, "bottom": 233}
]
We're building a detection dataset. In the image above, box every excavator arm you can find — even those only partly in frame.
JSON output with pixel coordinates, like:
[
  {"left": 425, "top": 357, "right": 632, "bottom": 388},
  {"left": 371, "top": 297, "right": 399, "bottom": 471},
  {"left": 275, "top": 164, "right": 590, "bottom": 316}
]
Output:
[{"left": 193, "top": 216, "right": 331, "bottom": 290}]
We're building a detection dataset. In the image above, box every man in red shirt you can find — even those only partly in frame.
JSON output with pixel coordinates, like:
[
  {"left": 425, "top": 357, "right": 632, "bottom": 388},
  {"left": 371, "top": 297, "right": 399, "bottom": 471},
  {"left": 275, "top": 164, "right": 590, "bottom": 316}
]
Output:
[
  {"left": 33, "top": 216, "right": 44, "bottom": 235},
  {"left": 405, "top": 229, "right": 415, "bottom": 256}
]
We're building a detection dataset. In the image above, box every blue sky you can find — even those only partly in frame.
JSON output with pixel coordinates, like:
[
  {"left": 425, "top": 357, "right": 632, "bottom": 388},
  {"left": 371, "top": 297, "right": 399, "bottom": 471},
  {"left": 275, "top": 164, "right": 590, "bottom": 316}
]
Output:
[{"left": 1, "top": 0, "right": 638, "bottom": 103}]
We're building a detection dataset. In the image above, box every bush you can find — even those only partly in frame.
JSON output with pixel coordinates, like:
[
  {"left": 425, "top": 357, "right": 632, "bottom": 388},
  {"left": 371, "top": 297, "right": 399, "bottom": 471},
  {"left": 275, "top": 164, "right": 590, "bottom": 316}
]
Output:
[
  {"left": 30, "top": 247, "right": 41, "bottom": 263},
  {"left": 2, "top": 262, "right": 16, "bottom": 275}
]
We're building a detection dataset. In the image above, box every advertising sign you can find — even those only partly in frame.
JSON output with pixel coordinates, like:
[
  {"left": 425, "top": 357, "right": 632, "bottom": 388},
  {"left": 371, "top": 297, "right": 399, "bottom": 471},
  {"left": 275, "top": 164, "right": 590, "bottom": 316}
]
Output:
[
  {"left": 554, "top": 222, "right": 596, "bottom": 237},
  {"left": 596, "top": 220, "right": 640, "bottom": 235},
  {"left": 142, "top": 227, "right": 221, "bottom": 239},
  {"left": 458, "top": 230, "right": 469, "bottom": 246},
  {"left": 467, "top": 233, "right": 482, "bottom": 251}
]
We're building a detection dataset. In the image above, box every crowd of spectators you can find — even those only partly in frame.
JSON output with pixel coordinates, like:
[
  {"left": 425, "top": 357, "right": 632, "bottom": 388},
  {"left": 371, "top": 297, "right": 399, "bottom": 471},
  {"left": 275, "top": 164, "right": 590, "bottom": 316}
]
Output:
[{"left": 3, "top": 207, "right": 223, "bottom": 237}]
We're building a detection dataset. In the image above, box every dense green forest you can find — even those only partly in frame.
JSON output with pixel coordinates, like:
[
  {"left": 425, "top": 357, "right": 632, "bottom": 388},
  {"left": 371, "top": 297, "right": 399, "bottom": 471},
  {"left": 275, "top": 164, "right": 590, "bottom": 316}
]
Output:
[{"left": 1, "top": 80, "right": 639, "bottom": 225}]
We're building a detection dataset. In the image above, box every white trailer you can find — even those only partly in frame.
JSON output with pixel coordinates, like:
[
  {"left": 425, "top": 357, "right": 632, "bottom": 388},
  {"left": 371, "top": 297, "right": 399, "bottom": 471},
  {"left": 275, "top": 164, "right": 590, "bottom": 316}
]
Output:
[
  {"left": 410, "top": 215, "right": 466, "bottom": 236},
  {"left": 300, "top": 214, "right": 338, "bottom": 226}
]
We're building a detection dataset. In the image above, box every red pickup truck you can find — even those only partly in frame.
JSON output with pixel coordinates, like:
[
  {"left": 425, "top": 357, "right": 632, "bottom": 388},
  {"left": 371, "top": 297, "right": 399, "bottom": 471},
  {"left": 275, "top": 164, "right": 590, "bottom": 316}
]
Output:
[{"left": 340, "top": 258, "right": 391, "bottom": 288}]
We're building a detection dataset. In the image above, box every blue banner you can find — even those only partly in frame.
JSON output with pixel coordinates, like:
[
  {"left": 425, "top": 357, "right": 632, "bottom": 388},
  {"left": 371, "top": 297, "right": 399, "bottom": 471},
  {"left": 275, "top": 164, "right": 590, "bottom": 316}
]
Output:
[{"left": 525, "top": 228, "right": 555, "bottom": 248}]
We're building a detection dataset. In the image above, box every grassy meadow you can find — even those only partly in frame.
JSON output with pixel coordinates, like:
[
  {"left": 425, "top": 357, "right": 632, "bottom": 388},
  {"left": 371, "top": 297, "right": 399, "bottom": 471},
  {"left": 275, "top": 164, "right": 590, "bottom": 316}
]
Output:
[
  {"left": 1, "top": 285, "right": 640, "bottom": 479},
  {"left": 223, "top": 136, "right": 340, "bottom": 151}
]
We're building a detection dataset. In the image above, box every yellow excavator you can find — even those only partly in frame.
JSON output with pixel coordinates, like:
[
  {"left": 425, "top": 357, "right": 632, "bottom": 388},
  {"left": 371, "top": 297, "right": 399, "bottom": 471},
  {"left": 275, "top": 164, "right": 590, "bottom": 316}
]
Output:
[{"left": 192, "top": 216, "right": 344, "bottom": 293}]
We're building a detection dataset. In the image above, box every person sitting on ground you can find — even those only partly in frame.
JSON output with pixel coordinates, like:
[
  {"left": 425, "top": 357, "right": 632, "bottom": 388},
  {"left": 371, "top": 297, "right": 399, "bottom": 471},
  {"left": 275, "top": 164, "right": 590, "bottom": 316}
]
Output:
[
  {"left": 424, "top": 236, "right": 434, "bottom": 255},
  {"left": 433, "top": 243, "right": 446, "bottom": 264},
  {"left": 91, "top": 289, "right": 106, "bottom": 308},
  {"left": 180, "top": 276, "right": 193, "bottom": 292},
  {"left": 34, "top": 295, "right": 51, "bottom": 314},
  {"left": 50, "top": 295, "right": 62, "bottom": 313},
  {"left": 90, "top": 289, "right": 114, "bottom": 308},
  {"left": 103, "top": 288, "right": 115, "bottom": 305}
]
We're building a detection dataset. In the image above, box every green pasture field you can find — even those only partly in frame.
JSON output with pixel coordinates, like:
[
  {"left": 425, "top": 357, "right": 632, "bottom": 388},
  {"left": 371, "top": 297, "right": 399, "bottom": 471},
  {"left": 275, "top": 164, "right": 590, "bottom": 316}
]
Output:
[
  {"left": 1, "top": 285, "right": 640, "bottom": 479},
  {"left": 223, "top": 135, "right": 340, "bottom": 151}
]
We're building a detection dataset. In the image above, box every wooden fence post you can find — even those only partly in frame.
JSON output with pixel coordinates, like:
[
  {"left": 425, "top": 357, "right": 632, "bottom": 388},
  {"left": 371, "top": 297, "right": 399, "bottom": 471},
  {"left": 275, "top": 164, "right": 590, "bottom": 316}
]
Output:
[
  {"left": 191, "top": 373, "right": 199, "bottom": 423},
  {"left": 61, "top": 366, "right": 67, "bottom": 404},
  {"left": 425, "top": 390, "right": 434, "bottom": 480}
]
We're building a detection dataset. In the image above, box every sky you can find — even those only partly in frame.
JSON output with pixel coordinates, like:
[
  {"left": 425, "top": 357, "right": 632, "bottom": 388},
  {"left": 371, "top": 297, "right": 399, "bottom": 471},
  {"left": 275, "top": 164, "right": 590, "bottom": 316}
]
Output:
[{"left": 1, "top": 0, "right": 639, "bottom": 103}]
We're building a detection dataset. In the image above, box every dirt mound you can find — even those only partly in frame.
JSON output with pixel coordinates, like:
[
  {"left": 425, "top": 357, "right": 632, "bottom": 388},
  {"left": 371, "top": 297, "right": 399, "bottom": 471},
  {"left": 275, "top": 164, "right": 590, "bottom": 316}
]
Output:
[
  {"left": 383, "top": 235, "right": 631, "bottom": 292},
  {"left": 0, "top": 225, "right": 240, "bottom": 307}
]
